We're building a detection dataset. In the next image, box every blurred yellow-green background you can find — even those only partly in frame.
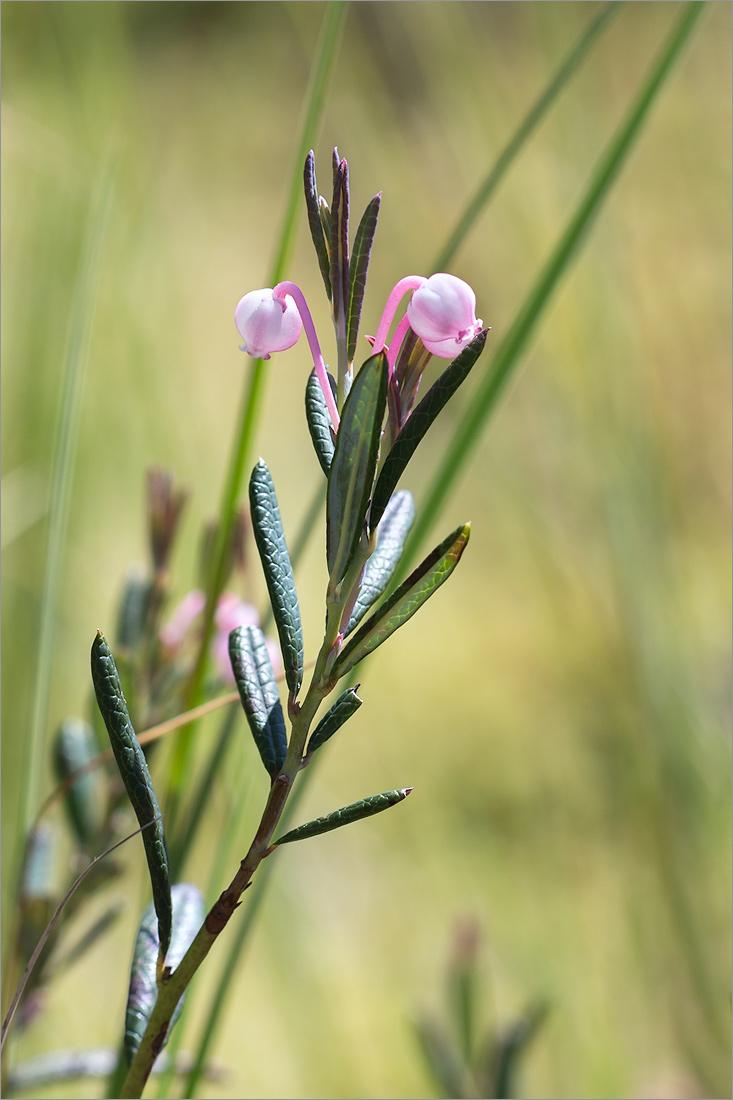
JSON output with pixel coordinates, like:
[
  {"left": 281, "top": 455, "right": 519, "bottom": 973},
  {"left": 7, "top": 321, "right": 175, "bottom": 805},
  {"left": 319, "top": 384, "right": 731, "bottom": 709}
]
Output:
[{"left": 2, "top": 2, "right": 730, "bottom": 1098}]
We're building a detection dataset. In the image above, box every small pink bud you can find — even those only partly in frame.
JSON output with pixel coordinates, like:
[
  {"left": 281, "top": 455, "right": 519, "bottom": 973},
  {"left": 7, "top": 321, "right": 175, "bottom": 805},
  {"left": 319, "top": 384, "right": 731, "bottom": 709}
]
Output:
[
  {"left": 235, "top": 289, "right": 302, "bottom": 360},
  {"left": 406, "top": 273, "right": 483, "bottom": 358}
]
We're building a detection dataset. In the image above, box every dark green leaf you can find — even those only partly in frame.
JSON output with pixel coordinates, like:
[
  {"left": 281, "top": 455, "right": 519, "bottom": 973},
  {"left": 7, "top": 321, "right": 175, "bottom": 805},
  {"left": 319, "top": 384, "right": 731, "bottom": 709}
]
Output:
[
  {"left": 124, "top": 883, "right": 205, "bottom": 1066},
  {"left": 53, "top": 717, "right": 104, "bottom": 848},
  {"left": 249, "top": 460, "right": 304, "bottom": 696},
  {"left": 305, "top": 369, "right": 337, "bottom": 475},
  {"left": 484, "top": 1001, "right": 548, "bottom": 1100},
  {"left": 346, "top": 490, "right": 416, "bottom": 634},
  {"left": 329, "top": 156, "right": 349, "bottom": 345},
  {"left": 304, "top": 150, "right": 331, "bottom": 298},
  {"left": 229, "top": 625, "right": 288, "bottom": 776},
  {"left": 347, "top": 194, "right": 381, "bottom": 363},
  {"left": 333, "top": 523, "right": 470, "bottom": 679},
  {"left": 115, "top": 570, "right": 151, "bottom": 652},
  {"left": 273, "top": 787, "right": 412, "bottom": 846},
  {"left": 414, "top": 1017, "right": 466, "bottom": 1100},
  {"left": 306, "top": 685, "right": 363, "bottom": 755},
  {"left": 91, "top": 632, "right": 172, "bottom": 960},
  {"left": 370, "top": 331, "right": 488, "bottom": 530},
  {"left": 327, "top": 352, "right": 388, "bottom": 585}
]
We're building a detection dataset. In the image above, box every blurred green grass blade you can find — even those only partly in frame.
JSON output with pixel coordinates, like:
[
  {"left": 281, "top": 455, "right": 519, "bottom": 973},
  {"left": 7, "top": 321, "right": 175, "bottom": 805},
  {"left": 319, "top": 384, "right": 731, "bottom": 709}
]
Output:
[
  {"left": 431, "top": 0, "right": 623, "bottom": 272},
  {"left": 19, "top": 160, "right": 115, "bottom": 842},
  {"left": 404, "top": 1, "right": 706, "bottom": 570},
  {"left": 167, "top": 0, "right": 347, "bottom": 812},
  {"left": 168, "top": 707, "right": 238, "bottom": 882}
]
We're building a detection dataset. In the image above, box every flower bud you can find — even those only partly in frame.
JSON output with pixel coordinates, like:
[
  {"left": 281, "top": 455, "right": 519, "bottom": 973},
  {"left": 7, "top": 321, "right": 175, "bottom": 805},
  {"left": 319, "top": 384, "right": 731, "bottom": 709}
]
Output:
[
  {"left": 406, "top": 272, "right": 483, "bottom": 358},
  {"left": 235, "top": 289, "right": 302, "bottom": 360}
]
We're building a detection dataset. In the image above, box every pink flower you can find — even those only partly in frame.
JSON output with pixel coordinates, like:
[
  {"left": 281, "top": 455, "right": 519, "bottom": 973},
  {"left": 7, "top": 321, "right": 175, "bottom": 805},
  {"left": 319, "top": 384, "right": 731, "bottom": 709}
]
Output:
[
  {"left": 212, "top": 593, "right": 260, "bottom": 683},
  {"left": 235, "top": 289, "right": 302, "bottom": 360},
  {"left": 406, "top": 273, "right": 483, "bottom": 358},
  {"left": 160, "top": 589, "right": 206, "bottom": 649}
]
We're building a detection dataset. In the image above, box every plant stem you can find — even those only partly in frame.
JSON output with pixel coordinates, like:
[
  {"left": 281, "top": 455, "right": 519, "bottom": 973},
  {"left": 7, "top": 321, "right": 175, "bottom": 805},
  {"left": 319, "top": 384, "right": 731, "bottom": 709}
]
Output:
[
  {"left": 121, "top": 599, "right": 344, "bottom": 1097},
  {"left": 163, "top": 0, "right": 347, "bottom": 831}
]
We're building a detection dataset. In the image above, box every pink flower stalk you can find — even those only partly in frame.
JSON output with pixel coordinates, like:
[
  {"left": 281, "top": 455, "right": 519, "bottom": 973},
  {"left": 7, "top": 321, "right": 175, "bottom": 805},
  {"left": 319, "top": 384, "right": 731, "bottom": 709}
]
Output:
[
  {"left": 235, "top": 289, "right": 302, "bottom": 360},
  {"left": 407, "top": 273, "right": 483, "bottom": 358},
  {"left": 272, "top": 281, "right": 340, "bottom": 431},
  {"left": 371, "top": 275, "right": 427, "bottom": 357}
]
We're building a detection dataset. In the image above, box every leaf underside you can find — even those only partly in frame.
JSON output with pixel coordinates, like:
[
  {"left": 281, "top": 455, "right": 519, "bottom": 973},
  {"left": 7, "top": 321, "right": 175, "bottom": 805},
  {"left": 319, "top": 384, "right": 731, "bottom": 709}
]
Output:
[
  {"left": 229, "top": 625, "right": 288, "bottom": 776},
  {"left": 334, "top": 523, "right": 470, "bottom": 679},
  {"left": 346, "top": 489, "right": 416, "bottom": 635}
]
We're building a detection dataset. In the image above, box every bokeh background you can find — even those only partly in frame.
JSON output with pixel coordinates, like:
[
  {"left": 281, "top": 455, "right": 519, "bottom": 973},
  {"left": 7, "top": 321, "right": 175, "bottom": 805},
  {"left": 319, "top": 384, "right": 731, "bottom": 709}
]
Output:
[{"left": 2, "top": 3, "right": 730, "bottom": 1098}]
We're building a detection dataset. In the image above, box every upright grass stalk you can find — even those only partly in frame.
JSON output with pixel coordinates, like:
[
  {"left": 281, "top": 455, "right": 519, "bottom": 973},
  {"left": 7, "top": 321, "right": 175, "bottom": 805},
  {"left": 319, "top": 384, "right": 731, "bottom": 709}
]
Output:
[
  {"left": 18, "top": 160, "right": 116, "bottom": 843},
  {"left": 402, "top": 1, "right": 706, "bottom": 573},
  {"left": 2, "top": 161, "right": 116, "bottom": 1021},
  {"left": 432, "top": 0, "right": 623, "bottom": 272},
  {"left": 165, "top": 0, "right": 348, "bottom": 822}
]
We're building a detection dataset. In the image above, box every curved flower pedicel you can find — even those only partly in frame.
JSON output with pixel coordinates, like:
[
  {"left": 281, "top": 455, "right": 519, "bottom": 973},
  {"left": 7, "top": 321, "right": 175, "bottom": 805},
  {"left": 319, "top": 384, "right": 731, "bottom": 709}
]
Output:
[{"left": 234, "top": 285, "right": 339, "bottom": 431}]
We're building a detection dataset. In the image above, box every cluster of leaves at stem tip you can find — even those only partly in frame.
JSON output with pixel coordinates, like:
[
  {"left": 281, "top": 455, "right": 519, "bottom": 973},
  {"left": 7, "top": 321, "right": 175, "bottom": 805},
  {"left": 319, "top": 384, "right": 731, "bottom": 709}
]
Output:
[{"left": 88, "top": 148, "right": 488, "bottom": 1076}]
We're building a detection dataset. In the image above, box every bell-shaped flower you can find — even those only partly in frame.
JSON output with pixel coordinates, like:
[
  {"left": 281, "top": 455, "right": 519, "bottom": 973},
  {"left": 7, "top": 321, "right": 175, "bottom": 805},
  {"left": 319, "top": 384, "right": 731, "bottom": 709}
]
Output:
[
  {"left": 406, "top": 273, "right": 483, "bottom": 358},
  {"left": 235, "top": 289, "right": 302, "bottom": 360}
]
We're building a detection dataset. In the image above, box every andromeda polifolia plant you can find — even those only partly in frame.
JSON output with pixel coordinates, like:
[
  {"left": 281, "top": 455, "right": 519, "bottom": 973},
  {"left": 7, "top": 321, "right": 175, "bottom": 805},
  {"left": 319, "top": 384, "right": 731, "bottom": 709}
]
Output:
[{"left": 86, "top": 148, "right": 490, "bottom": 1098}]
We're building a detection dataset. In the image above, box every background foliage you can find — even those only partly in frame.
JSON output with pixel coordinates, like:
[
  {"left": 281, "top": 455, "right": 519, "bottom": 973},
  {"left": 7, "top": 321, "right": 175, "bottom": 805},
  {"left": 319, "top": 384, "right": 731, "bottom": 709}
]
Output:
[{"left": 2, "top": 3, "right": 730, "bottom": 1098}]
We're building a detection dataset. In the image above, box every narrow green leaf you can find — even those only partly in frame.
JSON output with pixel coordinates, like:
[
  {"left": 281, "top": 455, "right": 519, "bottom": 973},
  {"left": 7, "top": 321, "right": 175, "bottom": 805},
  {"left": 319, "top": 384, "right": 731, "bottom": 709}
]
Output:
[
  {"left": 53, "top": 717, "right": 104, "bottom": 848},
  {"left": 346, "top": 490, "right": 416, "bottom": 634},
  {"left": 432, "top": 1, "right": 623, "bottom": 272},
  {"left": 406, "top": 1, "right": 706, "bottom": 569},
  {"left": 91, "top": 632, "right": 172, "bottom": 960},
  {"left": 330, "top": 156, "right": 349, "bottom": 337},
  {"left": 124, "top": 884, "right": 205, "bottom": 1066},
  {"left": 305, "top": 369, "right": 337, "bottom": 475},
  {"left": 327, "top": 352, "right": 388, "bottom": 584},
  {"left": 306, "top": 686, "right": 363, "bottom": 755},
  {"left": 273, "top": 787, "right": 412, "bottom": 846},
  {"left": 485, "top": 1002, "right": 548, "bottom": 1100},
  {"left": 249, "top": 460, "right": 304, "bottom": 696},
  {"left": 370, "top": 331, "right": 487, "bottom": 530},
  {"left": 229, "top": 625, "right": 288, "bottom": 776},
  {"left": 115, "top": 571, "right": 151, "bottom": 652},
  {"left": 334, "top": 524, "right": 470, "bottom": 679},
  {"left": 304, "top": 150, "right": 331, "bottom": 297},
  {"left": 347, "top": 193, "right": 381, "bottom": 363}
]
